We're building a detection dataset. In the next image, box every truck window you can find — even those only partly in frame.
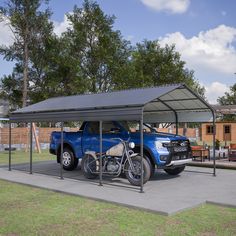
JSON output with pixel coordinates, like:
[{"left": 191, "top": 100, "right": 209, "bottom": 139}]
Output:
[
  {"left": 87, "top": 122, "right": 99, "bottom": 134},
  {"left": 120, "top": 121, "right": 154, "bottom": 133},
  {"left": 87, "top": 121, "right": 121, "bottom": 134},
  {"left": 103, "top": 122, "right": 120, "bottom": 134}
]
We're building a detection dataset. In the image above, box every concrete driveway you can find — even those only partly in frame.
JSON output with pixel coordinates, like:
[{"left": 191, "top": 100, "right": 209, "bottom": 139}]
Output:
[{"left": 0, "top": 161, "right": 236, "bottom": 215}]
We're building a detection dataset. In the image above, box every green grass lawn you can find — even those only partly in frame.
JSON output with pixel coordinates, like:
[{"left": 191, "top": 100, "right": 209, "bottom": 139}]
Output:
[
  {"left": 0, "top": 180, "right": 235, "bottom": 236},
  {"left": 0, "top": 150, "right": 55, "bottom": 165}
]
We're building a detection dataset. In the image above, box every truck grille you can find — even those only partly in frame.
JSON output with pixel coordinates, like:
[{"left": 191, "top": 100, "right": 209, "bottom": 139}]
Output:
[{"left": 165, "top": 140, "right": 191, "bottom": 163}]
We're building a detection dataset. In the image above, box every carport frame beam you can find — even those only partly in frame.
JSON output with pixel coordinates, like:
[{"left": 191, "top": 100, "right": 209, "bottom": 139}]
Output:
[
  {"left": 212, "top": 111, "right": 216, "bottom": 176},
  {"left": 140, "top": 114, "right": 144, "bottom": 193},
  {"left": 99, "top": 121, "right": 103, "bottom": 186},
  {"left": 157, "top": 99, "right": 178, "bottom": 135},
  {"left": 183, "top": 86, "right": 216, "bottom": 176},
  {"left": 60, "top": 122, "right": 64, "bottom": 180},
  {"left": 30, "top": 122, "right": 33, "bottom": 174},
  {"left": 8, "top": 122, "right": 11, "bottom": 171}
]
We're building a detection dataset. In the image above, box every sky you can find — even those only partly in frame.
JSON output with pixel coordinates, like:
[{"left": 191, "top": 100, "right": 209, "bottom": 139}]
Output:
[{"left": 0, "top": 0, "right": 236, "bottom": 104}]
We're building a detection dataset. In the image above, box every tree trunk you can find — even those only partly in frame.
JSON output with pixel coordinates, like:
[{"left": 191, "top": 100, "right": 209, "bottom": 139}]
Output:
[{"left": 22, "top": 40, "right": 29, "bottom": 107}]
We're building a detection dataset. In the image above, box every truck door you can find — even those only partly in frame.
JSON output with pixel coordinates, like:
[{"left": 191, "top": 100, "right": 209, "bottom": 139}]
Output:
[{"left": 82, "top": 121, "right": 122, "bottom": 153}]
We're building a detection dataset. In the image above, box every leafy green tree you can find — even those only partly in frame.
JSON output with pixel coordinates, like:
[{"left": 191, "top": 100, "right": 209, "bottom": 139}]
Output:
[
  {"left": 31, "top": 35, "right": 87, "bottom": 101},
  {"left": 0, "top": 0, "right": 206, "bottom": 111},
  {"left": 65, "top": 0, "right": 131, "bottom": 93},
  {"left": 122, "top": 40, "right": 205, "bottom": 98},
  {"left": 0, "top": 73, "right": 22, "bottom": 110},
  {"left": 0, "top": 0, "right": 53, "bottom": 108},
  {"left": 218, "top": 83, "right": 236, "bottom": 105},
  {"left": 217, "top": 83, "right": 236, "bottom": 121}
]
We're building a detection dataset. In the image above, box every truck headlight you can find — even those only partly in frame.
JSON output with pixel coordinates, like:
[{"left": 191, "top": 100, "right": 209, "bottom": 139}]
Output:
[
  {"left": 155, "top": 141, "right": 163, "bottom": 149},
  {"left": 155, "top": 140, "right": 170, "bottom": 150}
]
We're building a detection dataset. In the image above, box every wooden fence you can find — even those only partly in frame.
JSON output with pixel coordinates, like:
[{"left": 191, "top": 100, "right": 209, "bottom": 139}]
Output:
[{"left": 0, "top": 127, "right": 198, "bottom": 145}]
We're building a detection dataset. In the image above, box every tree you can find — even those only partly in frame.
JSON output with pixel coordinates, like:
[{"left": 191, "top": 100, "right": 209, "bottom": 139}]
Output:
[
  {"left": 65, "top": 0, "right": 131, "bottom": 93},
  {"left": 0, "top": 0, "right": 53, "bottom": 108},
  {"left": 121, "top": 40, "right": 205, "bottom": 98},
  {"left": 218, "top": 83, "right": 236, "bottom": 105},
  {"left": 0, "top": 73, "right": 22, "bottom": 109},
  {"left": 217, "top": 83, "right": 236, "bottom": 121},
  {"left": 31, "top": 35, "right": 87, "bottom": 100},
  {"left": 0, "top": 0, "right": 206, "bottom": 110}
]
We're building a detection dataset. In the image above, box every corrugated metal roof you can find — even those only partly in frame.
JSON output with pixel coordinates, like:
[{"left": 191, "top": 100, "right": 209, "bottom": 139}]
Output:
[
  {"left": 12, "top": 84, "right": 180, "bottom": 114},
  {"left": 10, "top": 84, "right": 214, "bottom": 122}
]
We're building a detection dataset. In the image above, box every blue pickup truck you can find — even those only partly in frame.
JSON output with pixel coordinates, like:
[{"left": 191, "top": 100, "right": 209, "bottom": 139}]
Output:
[{"left": 50, "top": 121, "right": 192, "bottom": 177}]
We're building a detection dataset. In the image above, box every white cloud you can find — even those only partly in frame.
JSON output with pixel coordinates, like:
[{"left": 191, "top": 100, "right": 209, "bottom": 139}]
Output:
[
  {"left": 0, "top": 17, "right": 14, "bottom": 46},
  {"left": 140, "top": 0, "right": 190, "bottom": 14},
  {"left": 53, "top": 14, "right": 71, "bottom": 36},
  {"left": 204, "top": 82, "right": 230, "bottom": 104},
  {"left": 159, "top": 25, "right": 236, "bottom": 75}
]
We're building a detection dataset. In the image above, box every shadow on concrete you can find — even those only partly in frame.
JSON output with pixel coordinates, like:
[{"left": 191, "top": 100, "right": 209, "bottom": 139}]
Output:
[{"left": 1, "top": 160, "right": 141, "bottom": 192}]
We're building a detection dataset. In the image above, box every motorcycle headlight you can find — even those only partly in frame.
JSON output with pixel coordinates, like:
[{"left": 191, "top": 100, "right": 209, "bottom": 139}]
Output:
[{"left": 129, "top": 142, "right": 135, "bottom": 149}]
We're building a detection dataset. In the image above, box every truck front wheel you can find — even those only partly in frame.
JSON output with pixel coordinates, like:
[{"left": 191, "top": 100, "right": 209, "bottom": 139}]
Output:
[
  {"left": 164, "top": 165, "right": 185, "bottom": 175},
  {"left": 61, "top": 148, "right": 78, "bottom": 171}
]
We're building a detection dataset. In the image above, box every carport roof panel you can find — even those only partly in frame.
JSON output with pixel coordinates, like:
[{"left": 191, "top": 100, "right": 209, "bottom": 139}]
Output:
[
  {"left": 10, "top": 84, "right": 214, "bottom": 122},
  {"left": 12, "top": 84, "right": 182, "bottom": 114}
]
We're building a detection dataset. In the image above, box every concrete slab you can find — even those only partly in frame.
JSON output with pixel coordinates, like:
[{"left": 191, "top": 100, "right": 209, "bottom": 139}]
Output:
[{"left": 0, "top": 162, "right": 236, "bottom": 215}]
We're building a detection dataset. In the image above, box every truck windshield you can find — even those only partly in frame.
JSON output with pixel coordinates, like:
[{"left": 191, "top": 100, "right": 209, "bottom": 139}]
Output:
[{"left": 119, "top": 121, "right": 157, "bottom": 133}]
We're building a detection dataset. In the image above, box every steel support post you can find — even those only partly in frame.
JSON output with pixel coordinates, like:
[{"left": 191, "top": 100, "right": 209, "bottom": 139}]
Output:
[
  {"left": 99, "top": 121, "right": 103, "bottom": 186},
  {"left": 140, "top": 117, "right": 144, "bottom": 193},
  {"left": 212, "top": 112, "right": 216, "bottom": 176},
  {"left": 8, "top": 122, "right": 11, "bottom": 171},
  {"left": 60, "top": 122, "right": 64, "bottom": 180},
  {"left": 175, "top": 111, "right": 178, "bottom": 135},
  {"left": 30, "top": 123, "right": 33, "bottom": 174}
]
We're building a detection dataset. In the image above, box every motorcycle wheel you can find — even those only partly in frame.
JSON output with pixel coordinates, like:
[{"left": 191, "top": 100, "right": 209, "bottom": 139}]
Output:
[
  {"left": 81, "top": 154, "right": 98, "bottom": 179},
  {"left": 124, "top": 155, "right": 151, "bottom": 186}
]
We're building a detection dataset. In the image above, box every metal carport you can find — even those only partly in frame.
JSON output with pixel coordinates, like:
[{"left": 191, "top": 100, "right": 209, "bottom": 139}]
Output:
[{"left": 9, "top": 83, "right": 216, "bottom": 192}]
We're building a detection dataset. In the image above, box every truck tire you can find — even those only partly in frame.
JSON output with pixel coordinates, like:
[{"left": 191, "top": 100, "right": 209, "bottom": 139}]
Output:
[
  {"left": 124, "top": 156, "right": 151, "bottom": 186},
  {"left": 81, "top": 154, "right": 98, "bottom": 179},
  {"left": 164, "top": 165, "right": 185, "bottom": 175},
  {"left": 144, "top": 155, "right": 155, "bottom": 178},
  {"left": 61, "top": 148, "right": 78, "bottom": 171}
]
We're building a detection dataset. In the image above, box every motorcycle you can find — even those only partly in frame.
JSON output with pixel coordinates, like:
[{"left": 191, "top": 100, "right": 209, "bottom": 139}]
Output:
[{"left": 81, "top": 138, "right": 151, "bottom": 186}]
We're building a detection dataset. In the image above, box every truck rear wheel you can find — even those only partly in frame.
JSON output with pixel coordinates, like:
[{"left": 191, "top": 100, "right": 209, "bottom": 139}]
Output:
[
  {"left": 164, "top": 165, "right": 185, "bottom": 175},
  {"left": 81, "top": 154, "right": 98, "bottom": 179},
  {"left": 61, "top": 148, "right": 78, "bottom": 171},
  {"left": 125, "top": 156, "right": 151, "bottom": 186}
]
